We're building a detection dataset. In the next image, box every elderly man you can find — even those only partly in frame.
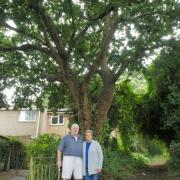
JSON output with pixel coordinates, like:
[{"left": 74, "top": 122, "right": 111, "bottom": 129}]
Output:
[{"left": 57, "top": 123, "right": 83, "bottom": 180}]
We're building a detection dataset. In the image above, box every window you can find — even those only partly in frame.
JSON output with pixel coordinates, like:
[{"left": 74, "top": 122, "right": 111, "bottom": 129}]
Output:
[
  {"left": 52, "top": 116, "right": 58, "bottom": 124},
  {"left": 51, "top": 115, "right": 64, "bottom": 125},
  {"left": 19, "top": 110, "right": 37, "bottom": 122}
]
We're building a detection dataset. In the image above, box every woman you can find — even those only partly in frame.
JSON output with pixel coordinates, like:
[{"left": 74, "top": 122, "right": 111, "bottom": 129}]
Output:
[{"left": 83, "top": 129, "right": 103, "bottom": 180}]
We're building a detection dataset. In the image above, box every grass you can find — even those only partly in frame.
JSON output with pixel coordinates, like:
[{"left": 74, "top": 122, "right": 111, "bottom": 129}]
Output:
[{"left": 102, "top": 133, "right": 172, "bottom": 179}]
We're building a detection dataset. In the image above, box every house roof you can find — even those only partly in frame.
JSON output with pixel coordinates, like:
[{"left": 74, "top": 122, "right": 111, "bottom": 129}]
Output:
[{"left": 0, "top": 106, "right": 72, "bottom": 113}]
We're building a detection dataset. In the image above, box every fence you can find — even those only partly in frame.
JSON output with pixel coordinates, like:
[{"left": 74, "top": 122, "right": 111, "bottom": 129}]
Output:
[
  {"left": 29, "top": 157, "right": 58, "bottom": 180},
  {"left": 28, "top": 157, "right": 120, "bottom": 180}
]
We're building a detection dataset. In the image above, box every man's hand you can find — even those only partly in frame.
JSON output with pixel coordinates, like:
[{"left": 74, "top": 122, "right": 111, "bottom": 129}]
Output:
[
  {"left": 57, "top": 150, "right": 62, "bottom": 169},
  {"left": 57, "top": 160, "right": 62, "bottom": 169},
  {"left": 96, "top": 168, "right": 102, "bottom": 173}
]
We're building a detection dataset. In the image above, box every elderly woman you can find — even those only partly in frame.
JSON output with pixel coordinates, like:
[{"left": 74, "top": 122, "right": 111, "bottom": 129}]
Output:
[{"left": 83, "top": 129, "right": 103, "bottom": 180}]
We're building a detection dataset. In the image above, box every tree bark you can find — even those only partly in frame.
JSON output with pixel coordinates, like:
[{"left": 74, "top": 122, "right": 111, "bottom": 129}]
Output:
[
  {"left": 95, "top": 81, "right": 115, "bottom": 136},
  {"left": 70, "top": 74, "right": 115, "bottom": 136},
  {"left": 78, "top": 94, "right": 92, "bottom": 133}
]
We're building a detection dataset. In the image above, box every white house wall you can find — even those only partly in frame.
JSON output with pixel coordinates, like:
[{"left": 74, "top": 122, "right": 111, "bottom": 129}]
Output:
[{"left": 0, "top": 110, "right": 37, "bottom": 137}]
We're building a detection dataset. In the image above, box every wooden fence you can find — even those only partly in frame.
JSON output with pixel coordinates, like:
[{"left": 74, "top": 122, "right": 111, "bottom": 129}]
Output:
[
  {"left": 29, "top": 157, "right": 58, "bottom": 180},
  {"left": 28, "top": 157, "right": 119, "bottom": 180}
]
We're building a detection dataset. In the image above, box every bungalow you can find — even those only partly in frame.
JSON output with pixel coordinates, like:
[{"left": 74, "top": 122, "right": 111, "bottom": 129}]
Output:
[{"left": 0, "top": 106, "right": 71, "bottom": 138}]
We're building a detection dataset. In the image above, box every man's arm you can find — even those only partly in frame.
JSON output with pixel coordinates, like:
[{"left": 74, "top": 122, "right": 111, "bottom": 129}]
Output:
[
  {"left": 57, "top": 150, "right": 62, "bottom": 169},
  {"left": 57, "top": 137, "right": 65, "bottom": 169}
]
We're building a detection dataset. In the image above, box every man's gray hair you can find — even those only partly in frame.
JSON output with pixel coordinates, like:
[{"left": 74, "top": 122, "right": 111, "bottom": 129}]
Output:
[{"left": 71, "top": 123, "right": 79, "bottom": 129}]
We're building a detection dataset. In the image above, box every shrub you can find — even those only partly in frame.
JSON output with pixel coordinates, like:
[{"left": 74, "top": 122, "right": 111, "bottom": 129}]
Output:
[
  {"left": 0, "top": 136, "right": 26, "bottom": 171},
  {"left": 103, "top": 150, "right": 134, "bottom": 179},
  {"left": 103, "top": 149, "right": 148, "bottom": 179},
  {"left": 9, "top": 137, "right": 27, "bottom": 169},
  {"left": 27, "top": 134, "right": 61, "bottom": 158},
  {"left": 168, "top": 141, "right": 180, "bottom": 175},
  {"left": 98, "top": 118, "right": 110, "bottom": 147},
  {"left": 145, "top": 137, "right": 168, "bottom": 157},
  {"left": 0, "top": 136, "right": 10, "bottom": 171},
  {"left": 131, "top": 152, "right": 150, "bottom": 168}
]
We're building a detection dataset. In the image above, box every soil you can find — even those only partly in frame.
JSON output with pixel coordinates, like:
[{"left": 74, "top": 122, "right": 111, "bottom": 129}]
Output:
[{"left": 132, "top": 163, "right": 180, "bottom": 180}]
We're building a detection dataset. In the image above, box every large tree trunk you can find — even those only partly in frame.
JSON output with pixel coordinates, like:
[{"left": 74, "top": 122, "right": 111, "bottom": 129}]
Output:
[
  {"left": 95, "top": 81, "right": 115, "bottom": 136},
  {"left": 70, "top": 78, "right": 115, "bottom": 136},
  {"left": 78, "top": 89, "right": 92, "bottom": 133},
  {"left": 66, "top": 80, "right": 93, "bottom": 133}
]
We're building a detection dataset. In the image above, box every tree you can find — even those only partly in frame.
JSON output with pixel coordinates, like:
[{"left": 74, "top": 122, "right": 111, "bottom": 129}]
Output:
[
  {"left": 0, "top": 0, "right": 178, "bottom": 135},
  {"left": 0, "top": 92, "right": 8, "bottom": 108},
  {"left": 145, "top": 40, "right": 180, "bottom": 140}
]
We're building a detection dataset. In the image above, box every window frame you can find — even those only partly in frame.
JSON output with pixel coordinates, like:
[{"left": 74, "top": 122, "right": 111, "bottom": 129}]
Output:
[
  {"left": 50, "top": 114, "right": 64, "bottom": 126},
  {"left": 19, "top": 110, "right": 37, "bottom": 122}
]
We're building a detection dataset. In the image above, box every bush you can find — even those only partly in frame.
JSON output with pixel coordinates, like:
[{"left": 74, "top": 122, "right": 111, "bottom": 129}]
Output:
[
  {"left": 0, "top": 136, "right": 10, "bottom": 171},
  {"left": 0, "top": 136, "right": 27, "bottom": 171},
  {"left": 98, "top": 118, "right": 110, "bottom": 147},
  {"left": 103, "top": 150, "right": 134, "bottom": 179},
  {"left": 131, "top": 152, "right": 150, "bottom": 168},
  {"left": 9, "top": 137, "right": 27, "bottom": 169},
  {"left": 103, "top": 149, "right": 148, "bottom": 179},
  {"left": 27, "top": 134, "right": 61, "bottom": 158},
  {"left": 145, "top": 137, "right": 168, "bottom": 157},
  {"left": 168, "top": 141, "right": 180, "bottom": 175}
]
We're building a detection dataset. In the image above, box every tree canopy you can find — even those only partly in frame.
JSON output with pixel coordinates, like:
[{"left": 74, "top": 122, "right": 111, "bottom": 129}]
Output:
[
  {"left": 0, "top": 0, "right": 179, "bottom": 134},
  {"left": 145, "top": 40, "right": 180, "bottom": 140}
]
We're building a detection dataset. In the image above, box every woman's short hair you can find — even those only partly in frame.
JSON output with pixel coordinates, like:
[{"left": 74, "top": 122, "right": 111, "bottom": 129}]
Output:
[{"left": 85, "top": 129, "right": 93, "bottom": 135}]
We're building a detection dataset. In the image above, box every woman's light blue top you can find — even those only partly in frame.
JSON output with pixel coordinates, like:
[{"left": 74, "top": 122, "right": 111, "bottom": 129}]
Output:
[{"left": 83, "top": 140, "right": 103, "bottom": 176}]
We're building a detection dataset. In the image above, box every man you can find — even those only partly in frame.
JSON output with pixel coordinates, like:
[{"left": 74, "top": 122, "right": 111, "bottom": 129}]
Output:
[{"left": 57, "top": 123, "right": 83, "bottom": 180}]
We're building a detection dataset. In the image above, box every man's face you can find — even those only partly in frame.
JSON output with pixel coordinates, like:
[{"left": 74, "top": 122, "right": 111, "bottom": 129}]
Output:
[{"left": 71, "top": 126, "right": 79, "bottom": 136}]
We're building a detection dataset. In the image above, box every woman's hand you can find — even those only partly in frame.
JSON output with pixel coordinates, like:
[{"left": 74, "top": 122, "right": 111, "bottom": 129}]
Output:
[{"left": 96, "top": 168, "right": 102, "bottom": 173}]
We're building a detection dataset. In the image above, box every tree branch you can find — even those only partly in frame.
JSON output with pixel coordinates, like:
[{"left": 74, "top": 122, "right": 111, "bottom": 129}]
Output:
[
  {"left": 37, "top": 14, "right": 65, "bottom": 69},
  {"left": 88, "top": 80, "right": 101, "bottom": 97},
  {"left": 81, "top": 9, "right": 119, "bottom": 88},
  {"left": 40, "top": 73, "right": 64, "bottom": 82},
  {"left": 113, "top": 40, "right": 164, "bottom": 81},
  {"left": 68, "top": 5, "right": 116, "bottom": 55},
  {"left": 0, "top": 43, "right": 51, "bottom": 54},
  {"left": 97, "top": 10, "right": 119, "bottom": 61},
  {"left": 31, "top": 0, "right": 79, "bottom": 89},
  {"left": 67, "top": 0, "right": 76, "bottom": 42},
  {"left": 2, "top": 22, "right": 45, "bottom": 45},
  {"left": 114, "top": 47, "right": 146, "bottom": 81},
  {"left": 32, "top": 0, "right": 67, "bottom": 60}
]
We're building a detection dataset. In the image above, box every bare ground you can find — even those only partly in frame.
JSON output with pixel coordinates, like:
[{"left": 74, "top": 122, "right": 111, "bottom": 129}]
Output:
[
  {"left": 0, "top": 170, "right": 28, "bottom": 180},
  {"left": 132, "top": 163, "right": 180, "bottom": 180},
  {"left": 0, "top": 164, "right": 179, "bottom": 180}
]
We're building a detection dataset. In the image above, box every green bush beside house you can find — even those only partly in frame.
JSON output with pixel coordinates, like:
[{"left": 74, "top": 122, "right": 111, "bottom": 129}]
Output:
[
  {"left": 27, "top": 134, "right": 60, "bottom": 158},
  {"left": 0, "top": 136, "right": 27, "bottom": 171}
]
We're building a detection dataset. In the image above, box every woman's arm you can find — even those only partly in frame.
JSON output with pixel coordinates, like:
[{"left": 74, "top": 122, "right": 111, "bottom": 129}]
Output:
[{"left": 96, "top": 141, "right": 103, "bottom": 171}]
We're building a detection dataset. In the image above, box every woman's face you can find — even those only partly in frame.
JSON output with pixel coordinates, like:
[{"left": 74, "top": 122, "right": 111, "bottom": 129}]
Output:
[{"left": 85, "top": 132, "right": 92, "bottom": 141}]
